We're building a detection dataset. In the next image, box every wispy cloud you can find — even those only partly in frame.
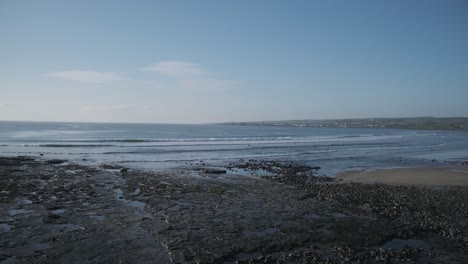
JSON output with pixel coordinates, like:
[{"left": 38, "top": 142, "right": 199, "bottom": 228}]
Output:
[
  {"left": 142, "top": 61, "right": 206, "bottom": 78},
  {"left": 142, "top": 61, "right": 235, "bottom": 91},
  {"left": 46, "top": 61, "right": 236, "bottom": 91},
  {"left": 47, "top": 71, "right": 124, "bottom": 84}
]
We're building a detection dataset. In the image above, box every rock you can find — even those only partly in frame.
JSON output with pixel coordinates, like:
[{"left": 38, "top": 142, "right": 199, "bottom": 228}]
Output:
[
  {"left": 46, "top": 159, "right": 67, "bottom": 164},
  {"left": 201, "top": 168, "right": 227, "bottom": 174}
]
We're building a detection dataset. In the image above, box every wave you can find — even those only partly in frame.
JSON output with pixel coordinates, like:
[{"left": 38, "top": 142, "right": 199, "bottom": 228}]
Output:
[
  {"left": 39, "top": 144, "right": 116, "bottom": 148},
  {"left": 101, "top": 147, "right": 336, "bottom": 155},
  {"left": 0, "top": 134, "right": 403, "bottom": 148},
  {"left": 6, "top": 144, "right": 117, "bottom": 148}
]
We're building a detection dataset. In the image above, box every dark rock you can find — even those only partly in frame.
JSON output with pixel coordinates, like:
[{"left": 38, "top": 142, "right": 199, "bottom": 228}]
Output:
[
  {"left": 0, "top": 156, "right": 35, "bottom": 166},
  {"left": 201, "top": 168, "right": 227, "bottom": 174},
  {"left": 46, "top": 159, "right": 67, "bottom": 164}
]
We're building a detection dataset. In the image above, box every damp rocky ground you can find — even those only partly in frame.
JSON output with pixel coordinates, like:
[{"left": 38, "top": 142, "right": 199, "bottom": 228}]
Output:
[{"left": 1, "top": 156, "right": 468, "bottom": 263}]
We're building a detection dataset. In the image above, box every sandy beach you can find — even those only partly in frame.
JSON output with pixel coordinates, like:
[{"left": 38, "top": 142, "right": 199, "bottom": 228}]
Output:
[{"left": 337, "top": 166, "right": 468, "bottom": 186}]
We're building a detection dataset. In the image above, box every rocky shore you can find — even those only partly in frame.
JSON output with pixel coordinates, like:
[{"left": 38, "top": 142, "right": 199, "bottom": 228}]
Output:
[{"left": 1, "top": 156, "right": 468, "bottom": 263}]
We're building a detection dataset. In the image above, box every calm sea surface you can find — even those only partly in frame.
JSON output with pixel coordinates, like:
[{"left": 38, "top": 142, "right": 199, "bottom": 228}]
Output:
[{"left": 1, "top": 121, "right": 468, "bottom": 176}]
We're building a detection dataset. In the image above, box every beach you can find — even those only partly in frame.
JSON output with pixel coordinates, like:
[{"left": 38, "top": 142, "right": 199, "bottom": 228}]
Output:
[
  {"left": 1, "top": 156, "right": 468, "bottom": 263},
  {"left": 337, "top": 167, "right": 468, "bottom": 186}
]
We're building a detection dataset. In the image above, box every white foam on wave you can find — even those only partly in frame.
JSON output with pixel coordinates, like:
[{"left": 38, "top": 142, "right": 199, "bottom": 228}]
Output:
[{"left": 1, "top": 134, "right": 404, "bottom": 149}]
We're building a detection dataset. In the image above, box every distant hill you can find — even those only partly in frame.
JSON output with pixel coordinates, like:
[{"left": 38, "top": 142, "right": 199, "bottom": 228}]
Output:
[{"left": 221, "top": 117, "right": 468, "bottom": 131}]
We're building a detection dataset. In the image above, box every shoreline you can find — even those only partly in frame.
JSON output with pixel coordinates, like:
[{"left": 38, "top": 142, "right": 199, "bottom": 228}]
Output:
[
  {"left": 337, "top": 166, "right": 468, "bottom": 186},
  {"left": 1, "top": 156, "right": 468, "bottom": 263}
]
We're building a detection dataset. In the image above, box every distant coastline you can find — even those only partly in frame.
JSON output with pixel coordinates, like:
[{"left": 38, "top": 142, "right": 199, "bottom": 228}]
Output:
[{"left": 221, "top": 117, "right": 468, "bottom": 131}]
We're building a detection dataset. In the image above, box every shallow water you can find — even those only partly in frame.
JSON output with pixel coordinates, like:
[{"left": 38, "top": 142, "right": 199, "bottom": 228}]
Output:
[
  {"left": 113, "top": 188, "right": 146, "bottom": 210},
  {"left": 1, "top": 121, "right": 468, "bottom": 176}
]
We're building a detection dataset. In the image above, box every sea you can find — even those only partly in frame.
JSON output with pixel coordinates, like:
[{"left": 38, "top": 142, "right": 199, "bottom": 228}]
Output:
[{"left": 1, "top": 121, "right": 468, "bottom": 176}]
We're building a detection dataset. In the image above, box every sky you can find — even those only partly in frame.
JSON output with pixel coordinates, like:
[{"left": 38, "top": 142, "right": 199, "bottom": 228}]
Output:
[{"left": 1, "top": 0, "right": 467, "bottom": 123}]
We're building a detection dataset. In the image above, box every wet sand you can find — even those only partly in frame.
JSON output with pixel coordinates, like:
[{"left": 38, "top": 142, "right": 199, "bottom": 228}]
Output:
[{"left": 337, "top": 166, "right": 468, "bottom": 186}]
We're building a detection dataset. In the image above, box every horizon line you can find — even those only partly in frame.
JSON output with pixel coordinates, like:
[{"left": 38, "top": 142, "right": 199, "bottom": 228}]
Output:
[{"left": 1, "top": 116, "right": 468, "bottom": 126}]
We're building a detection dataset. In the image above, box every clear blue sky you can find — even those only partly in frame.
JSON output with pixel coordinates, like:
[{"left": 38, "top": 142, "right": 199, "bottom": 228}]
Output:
[{"left": 1, "top": 0, "right": 467, "bottom": 123}]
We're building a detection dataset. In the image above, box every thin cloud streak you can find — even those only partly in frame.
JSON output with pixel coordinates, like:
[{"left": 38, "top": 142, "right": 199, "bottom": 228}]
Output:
[
  {"left": 142, "top": 61, "right": 207, "bottom": 78},
  {"left": 143, "top": 60, "right": 236, "bottom": 91}
]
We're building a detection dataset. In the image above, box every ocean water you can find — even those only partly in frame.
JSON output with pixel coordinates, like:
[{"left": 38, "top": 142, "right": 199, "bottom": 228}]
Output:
[{"left": 1, "top": 121, "right": 468, "bottom": 176}]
